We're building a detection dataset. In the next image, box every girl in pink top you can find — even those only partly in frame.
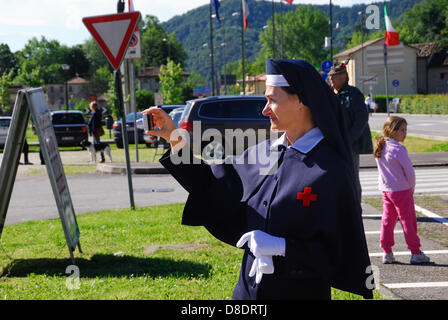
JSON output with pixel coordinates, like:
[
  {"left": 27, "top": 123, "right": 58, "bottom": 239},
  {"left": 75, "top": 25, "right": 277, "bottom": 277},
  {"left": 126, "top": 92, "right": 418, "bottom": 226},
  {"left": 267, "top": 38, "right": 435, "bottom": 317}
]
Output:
[{"left": 374, "top": 116, "right": 430, "bottom": 265}]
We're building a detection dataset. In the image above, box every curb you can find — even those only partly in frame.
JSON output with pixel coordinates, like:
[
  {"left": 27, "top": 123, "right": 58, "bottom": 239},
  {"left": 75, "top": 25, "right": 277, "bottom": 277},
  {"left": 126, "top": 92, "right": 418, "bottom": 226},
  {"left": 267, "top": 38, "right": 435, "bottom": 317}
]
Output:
[{"left": 97, "top": 162, "right": 168, "bottom": 175}]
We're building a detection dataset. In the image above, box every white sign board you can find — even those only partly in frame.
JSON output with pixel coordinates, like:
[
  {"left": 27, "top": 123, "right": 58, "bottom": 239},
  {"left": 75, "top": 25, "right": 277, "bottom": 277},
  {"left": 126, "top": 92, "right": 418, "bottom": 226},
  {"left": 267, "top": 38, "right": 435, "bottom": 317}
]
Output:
[
  {"left": 0, "top": 88, "right": 80, "bottom": 263},
  {"left": 359, "top": 75, "right": 378, "bottom": 85}
]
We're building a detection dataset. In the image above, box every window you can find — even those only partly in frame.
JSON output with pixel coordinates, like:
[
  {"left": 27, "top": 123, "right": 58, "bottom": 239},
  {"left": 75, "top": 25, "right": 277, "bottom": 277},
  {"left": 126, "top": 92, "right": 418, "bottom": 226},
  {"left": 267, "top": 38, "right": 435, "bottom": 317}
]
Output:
[
  {"left": 199, "top": 99, "right": 268, "bottom": 120},
  {"left": 52, "top": 113, "right": 85, "bottom": 125}
]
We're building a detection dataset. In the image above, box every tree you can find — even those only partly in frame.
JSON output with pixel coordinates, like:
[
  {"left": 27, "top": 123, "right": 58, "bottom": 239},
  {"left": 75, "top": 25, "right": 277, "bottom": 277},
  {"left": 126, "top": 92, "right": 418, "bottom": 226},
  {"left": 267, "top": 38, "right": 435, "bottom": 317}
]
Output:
[
  {"left": 345, "top": 29, "right": 383, "bottom": 50},
  {"left": 90, "top": 65, "right": 112, "bottom": 96},
  {"left": 0, "top": 44, "right": 17, "bottom": 76},
  {"left": 398, "top": 0, "right": 448, "bottom": 48},
  {"left": 139, "top": 15, "right": 187, "bottom": 68},
  {"left": 0, "top": 70, "right": 13, "bottom": 114},
  {"left": 82, "top": 38, "right": 110, "bottom": 76},
  {"left": 259, "top": 6, "right": 329, "bottom": 66},
  {"left": 136, "top": 89, "right": 154, "bottom": 111},
  {"left": 159, "top": 59, "right": 184, "bottom": 104}
]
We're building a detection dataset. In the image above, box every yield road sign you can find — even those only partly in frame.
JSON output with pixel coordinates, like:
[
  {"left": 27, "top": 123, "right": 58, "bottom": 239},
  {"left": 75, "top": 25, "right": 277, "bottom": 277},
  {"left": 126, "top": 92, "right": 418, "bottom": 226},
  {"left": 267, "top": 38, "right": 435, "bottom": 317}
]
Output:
[{"left": 82, "top": 12, "right": 141, "bottom": 70}]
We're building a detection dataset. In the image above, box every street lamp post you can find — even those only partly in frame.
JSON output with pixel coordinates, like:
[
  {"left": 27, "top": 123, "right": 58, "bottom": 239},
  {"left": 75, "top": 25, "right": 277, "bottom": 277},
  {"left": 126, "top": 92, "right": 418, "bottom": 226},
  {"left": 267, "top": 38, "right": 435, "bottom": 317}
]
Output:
[
  {"left": 61, "top": 64, "right": 70, "bottom": 111},
  {"left": 232, "top": 11, "right": 245, "bottom": 95},
  {"left": 329, "top": 0, "right": 333, "bottom": 62},
  {"left": 209, "top": 1, "right": 216, "bottom": 96},
  {"left": 358, "top": 11, "right": 366, "bottom": 94}
]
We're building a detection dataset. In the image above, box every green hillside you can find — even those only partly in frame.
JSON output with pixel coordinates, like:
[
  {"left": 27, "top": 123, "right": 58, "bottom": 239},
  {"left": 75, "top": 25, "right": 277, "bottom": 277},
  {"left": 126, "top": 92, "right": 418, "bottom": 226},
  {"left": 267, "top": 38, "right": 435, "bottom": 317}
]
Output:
[{"left": 162, "top": 0, "right": 423, "bottom": 81}]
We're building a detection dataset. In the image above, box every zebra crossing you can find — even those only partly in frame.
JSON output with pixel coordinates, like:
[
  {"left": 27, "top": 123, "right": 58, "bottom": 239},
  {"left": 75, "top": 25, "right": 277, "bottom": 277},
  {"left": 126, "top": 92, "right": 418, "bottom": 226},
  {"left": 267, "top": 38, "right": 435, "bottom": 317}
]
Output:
[{"left": 360, "top": 167, "right": 448, "bottom": 197}]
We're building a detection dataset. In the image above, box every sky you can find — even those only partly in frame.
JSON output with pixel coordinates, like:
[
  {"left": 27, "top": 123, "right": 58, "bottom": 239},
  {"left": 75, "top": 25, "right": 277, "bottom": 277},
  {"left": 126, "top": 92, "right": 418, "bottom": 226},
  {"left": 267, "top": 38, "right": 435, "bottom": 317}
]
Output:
[{"left": 0, "top": 0, "right": 381, "bottom": 52}]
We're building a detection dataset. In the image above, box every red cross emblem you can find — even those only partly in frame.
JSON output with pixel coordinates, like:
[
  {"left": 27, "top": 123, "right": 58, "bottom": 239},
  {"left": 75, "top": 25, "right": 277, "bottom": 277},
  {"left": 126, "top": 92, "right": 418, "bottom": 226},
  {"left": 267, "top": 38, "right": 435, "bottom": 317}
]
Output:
[{"left": 297, "top": 187, "right": 317, "bottom": 207}]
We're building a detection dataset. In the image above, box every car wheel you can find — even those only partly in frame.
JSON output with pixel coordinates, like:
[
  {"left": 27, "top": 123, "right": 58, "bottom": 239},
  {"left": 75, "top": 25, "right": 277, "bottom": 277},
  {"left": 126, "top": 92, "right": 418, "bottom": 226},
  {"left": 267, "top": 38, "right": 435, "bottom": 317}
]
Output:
[{"left": 116, "top": 141, "right": 123, "bottom": 149}]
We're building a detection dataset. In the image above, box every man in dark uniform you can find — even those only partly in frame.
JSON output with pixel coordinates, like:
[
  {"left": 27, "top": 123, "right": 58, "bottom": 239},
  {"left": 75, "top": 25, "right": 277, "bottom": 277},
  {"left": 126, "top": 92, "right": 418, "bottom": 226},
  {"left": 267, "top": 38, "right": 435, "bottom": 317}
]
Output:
[
  {"left": 329, "top": 61, "right": 373, "bottom": 201},
  {"left": 144, "top": 59, "right": 374, "bottom": 300}
]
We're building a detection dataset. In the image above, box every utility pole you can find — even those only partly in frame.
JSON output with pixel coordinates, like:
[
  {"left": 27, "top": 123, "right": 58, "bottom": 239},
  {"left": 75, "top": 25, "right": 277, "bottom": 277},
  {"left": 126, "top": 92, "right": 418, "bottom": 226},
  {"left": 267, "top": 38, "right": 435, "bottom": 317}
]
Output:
[
  {"left": 209, "top": 1, "right": 216, "bottom": 96},
  {"left": 116, "top": 0, "right": 135, "bottom": 210},
  {"left": 329, "top": 0, "right": 333, "bottom": 62},
  {"left": 272, "top": 0, "right": 276, "bottom": 59},
  {"left": 240, "top": 3, "right": 246, "bottom": 95}
]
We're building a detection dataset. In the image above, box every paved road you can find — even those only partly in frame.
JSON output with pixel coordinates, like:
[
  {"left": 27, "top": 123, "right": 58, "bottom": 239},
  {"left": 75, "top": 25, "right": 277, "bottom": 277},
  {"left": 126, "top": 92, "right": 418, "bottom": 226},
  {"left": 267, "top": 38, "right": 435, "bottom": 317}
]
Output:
[
  {"left": 4, "top": 173, "right": 188, "bottom": 226},
  {"left": 361, "top": 167, "right": 448, "bottom": 197},
  {"left": 362, "top": 202, "right": 448, "bottom": 300},
  {"left": 369, "top": 113, "right": 448, "bottom": 140}
]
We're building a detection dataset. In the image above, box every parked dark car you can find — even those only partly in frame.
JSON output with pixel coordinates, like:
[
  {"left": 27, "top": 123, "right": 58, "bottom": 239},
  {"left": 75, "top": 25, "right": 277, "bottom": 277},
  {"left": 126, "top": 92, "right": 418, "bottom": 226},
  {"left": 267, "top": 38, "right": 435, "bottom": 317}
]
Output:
[
  {"left": 0, "top": 116, "right": 12, "bottom": 149},
  {"left": 51, "top": 111, "right": 88, "bottom": 147},
  {"left": 178, "top": 95, "right": 271, "bottom": 159}
]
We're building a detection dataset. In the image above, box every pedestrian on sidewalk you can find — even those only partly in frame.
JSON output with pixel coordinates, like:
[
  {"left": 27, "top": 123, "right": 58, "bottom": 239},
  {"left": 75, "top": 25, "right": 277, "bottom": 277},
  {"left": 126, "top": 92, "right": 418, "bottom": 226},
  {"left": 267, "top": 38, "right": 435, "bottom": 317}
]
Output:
[
  {"left": 88, "top": 101, "right": 105, "bottom": 163},
  {"left": 374, "top": 116, "right": 430, "bottom": 265}
]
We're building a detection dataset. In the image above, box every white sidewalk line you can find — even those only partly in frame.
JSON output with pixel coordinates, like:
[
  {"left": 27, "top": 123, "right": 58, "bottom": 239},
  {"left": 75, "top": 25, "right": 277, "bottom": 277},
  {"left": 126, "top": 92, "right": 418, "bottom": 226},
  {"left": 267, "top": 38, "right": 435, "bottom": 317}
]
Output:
[
  {"left": 369, "top": 249, "right": 448, "bottom": 257},
  {"left": 414, "top": 204, "right": 448, "bottom": 227},
  {"left": 383, "top": 282, "right": 448, "bottom": 289},
  {"left": 365, "top": 230, "right": 401, "bottom": 235}
]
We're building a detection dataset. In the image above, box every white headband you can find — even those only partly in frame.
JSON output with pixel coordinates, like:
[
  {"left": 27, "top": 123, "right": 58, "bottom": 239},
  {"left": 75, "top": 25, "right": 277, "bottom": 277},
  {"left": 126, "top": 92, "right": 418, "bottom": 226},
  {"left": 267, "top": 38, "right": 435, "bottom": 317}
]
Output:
[{"left": 266, "top": 74, "right": 290, "bottom": 87}]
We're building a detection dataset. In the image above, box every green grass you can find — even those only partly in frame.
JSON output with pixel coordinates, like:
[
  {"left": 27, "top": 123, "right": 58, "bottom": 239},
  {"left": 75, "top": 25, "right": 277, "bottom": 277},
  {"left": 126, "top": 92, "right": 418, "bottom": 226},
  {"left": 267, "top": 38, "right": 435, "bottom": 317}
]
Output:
[
  {"left": 0, "top": 204, "right": 385, "bottom": 300},
  {"left": 371, "top": 131, "right": 448, "bottom": 153}
]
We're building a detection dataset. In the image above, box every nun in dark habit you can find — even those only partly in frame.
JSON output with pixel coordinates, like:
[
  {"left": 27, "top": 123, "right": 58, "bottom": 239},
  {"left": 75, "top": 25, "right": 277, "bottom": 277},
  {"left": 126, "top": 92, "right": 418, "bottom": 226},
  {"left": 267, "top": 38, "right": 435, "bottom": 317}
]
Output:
[{"left": 144, "top": 59, "right": 374, "bottom": 300}]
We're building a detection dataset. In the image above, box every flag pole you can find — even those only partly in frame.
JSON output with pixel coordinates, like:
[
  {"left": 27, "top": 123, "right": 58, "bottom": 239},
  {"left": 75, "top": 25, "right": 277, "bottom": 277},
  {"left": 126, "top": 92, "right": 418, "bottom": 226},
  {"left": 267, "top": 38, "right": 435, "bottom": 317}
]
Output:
[
  {"left": 330, "top": 0, "right": 333, "bottom": 62},
  {"left": 280, "top": 0, "right": 284, "bottom": 58},
  {"left": 209, "top": 1, "right": 216, "bottom": 96},
  {"left": 271, "top": 0, "right": 276, "bottom": 59},
  {"left": 241, "top": 0, "right": 246, "bottom": 95},
  {"left": 384, "top": 41, "right": 390, "bottom": 116}
]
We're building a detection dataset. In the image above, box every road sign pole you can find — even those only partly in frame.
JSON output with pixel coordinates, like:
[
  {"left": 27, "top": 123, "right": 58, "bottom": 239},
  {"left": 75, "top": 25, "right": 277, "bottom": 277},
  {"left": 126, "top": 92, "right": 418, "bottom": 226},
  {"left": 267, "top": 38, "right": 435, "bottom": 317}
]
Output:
[{"left": 115, "top": 69, "right": 135, "bottom": 210}]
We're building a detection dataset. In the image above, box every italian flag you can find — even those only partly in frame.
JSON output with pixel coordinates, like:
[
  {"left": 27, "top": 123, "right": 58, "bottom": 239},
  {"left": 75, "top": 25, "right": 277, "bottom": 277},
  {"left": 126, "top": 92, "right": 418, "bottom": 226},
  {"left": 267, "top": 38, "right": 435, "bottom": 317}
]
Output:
[
  {"left": 384, "top": 4, "right": 399, "bottom": 46},
  {"left": 242, "top": 0, "right": 249, "bottom": 31}
]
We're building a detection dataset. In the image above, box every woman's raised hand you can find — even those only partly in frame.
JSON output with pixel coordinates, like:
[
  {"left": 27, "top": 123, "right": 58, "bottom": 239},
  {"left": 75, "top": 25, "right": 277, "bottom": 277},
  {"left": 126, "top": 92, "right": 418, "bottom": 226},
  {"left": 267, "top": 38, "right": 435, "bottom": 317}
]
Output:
[{"left": 141, "top": 107, "right": 183, "bottom": 149}]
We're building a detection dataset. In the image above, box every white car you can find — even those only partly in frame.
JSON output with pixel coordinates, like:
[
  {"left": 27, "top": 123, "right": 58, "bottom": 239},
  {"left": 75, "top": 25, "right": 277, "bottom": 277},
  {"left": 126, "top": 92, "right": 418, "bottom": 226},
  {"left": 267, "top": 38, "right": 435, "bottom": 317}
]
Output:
[{"left": 0, "top": 116, "right": 12, "bottom": 148}]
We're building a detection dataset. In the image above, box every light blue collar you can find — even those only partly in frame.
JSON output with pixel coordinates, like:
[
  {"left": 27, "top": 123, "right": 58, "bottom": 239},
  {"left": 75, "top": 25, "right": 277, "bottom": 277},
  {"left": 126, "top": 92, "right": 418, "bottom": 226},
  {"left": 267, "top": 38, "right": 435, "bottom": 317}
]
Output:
[{"left": 270, "top": 127, "right": 324, "bottom": 154}]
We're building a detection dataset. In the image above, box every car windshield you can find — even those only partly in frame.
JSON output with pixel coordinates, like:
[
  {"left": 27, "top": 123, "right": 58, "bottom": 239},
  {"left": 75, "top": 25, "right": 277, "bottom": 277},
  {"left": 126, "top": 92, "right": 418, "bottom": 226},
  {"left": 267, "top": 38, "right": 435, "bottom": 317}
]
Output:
[
  {"left": 0, "top": 119, "right": 11, "bottom": 127},
  {"left": 52, "top": 113, "right": 85, "bottom": 125}
]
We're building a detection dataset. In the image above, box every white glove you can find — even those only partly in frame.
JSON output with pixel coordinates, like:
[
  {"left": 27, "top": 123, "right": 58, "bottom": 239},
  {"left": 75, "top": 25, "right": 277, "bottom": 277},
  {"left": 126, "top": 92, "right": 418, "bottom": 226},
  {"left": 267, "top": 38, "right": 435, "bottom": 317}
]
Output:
[
  {"left": 236, "top": 230, "right": 286, "bottom": 257},
  {"left": 249, "top": 256, "right": 274, "bottom": 284}
]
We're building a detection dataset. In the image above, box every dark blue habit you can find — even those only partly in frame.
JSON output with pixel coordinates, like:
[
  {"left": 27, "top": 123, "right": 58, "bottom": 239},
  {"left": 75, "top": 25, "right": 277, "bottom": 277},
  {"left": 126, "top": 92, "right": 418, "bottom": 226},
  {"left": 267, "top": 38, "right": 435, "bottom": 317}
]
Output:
[{"left": 159, "top": 59, "right": 374, "bottom": 300}]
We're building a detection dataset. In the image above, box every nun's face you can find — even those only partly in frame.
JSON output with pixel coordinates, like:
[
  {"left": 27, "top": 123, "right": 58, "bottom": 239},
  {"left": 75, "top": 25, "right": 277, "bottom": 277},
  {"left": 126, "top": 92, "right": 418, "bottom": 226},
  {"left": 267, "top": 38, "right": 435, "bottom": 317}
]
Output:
[{"left": 263, "top": 86, "right": 314, "bottom": 137}]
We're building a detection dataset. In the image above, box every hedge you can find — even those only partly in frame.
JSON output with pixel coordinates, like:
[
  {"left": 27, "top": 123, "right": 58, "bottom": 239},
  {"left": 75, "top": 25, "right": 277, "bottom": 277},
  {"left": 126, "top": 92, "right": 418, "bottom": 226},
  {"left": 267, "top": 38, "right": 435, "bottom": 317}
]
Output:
[{"left": 369, "top": 94, "right": 448, "bottom": 114}]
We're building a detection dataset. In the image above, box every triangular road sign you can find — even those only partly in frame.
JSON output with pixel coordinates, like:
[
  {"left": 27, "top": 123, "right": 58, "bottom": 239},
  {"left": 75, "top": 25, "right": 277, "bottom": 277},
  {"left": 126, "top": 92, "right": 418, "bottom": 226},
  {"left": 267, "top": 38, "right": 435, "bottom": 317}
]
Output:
[{"left": 83, "top": 12, "right": 141, "bottom": 70}]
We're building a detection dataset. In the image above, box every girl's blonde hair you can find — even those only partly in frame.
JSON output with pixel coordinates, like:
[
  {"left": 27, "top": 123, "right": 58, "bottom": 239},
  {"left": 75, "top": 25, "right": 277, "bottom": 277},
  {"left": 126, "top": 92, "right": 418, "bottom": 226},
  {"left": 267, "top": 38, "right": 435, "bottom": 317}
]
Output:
[{"left": 373, "top": 116, "right": 407, "bottom": 158}]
